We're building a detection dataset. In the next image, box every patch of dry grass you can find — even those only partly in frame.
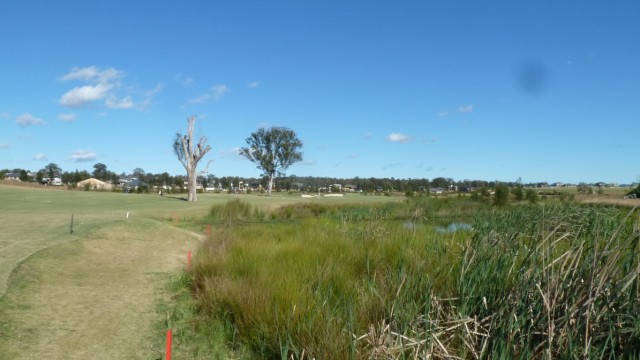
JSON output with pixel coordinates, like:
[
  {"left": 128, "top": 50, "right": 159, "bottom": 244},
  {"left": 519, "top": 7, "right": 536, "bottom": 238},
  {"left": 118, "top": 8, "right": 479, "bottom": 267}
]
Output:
[{"left": 0, "top": 218, "right": 201, "bottom": 359}]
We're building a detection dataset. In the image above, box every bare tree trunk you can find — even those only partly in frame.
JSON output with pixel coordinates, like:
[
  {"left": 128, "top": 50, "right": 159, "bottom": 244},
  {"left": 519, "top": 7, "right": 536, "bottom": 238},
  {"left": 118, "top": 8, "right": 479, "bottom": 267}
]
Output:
[
  {"left": 187, "top": 165, "right": 197, "bottom": 202},
  {"left": 268, "top": 174, "right": 274, "bottom": 196}
]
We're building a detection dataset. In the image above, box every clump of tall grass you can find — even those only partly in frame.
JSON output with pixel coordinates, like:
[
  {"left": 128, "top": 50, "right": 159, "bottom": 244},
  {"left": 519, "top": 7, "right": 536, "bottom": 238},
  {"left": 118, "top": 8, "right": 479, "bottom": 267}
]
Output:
[{"left": 207, "top": 198, "right": 264, "bottom": 224}]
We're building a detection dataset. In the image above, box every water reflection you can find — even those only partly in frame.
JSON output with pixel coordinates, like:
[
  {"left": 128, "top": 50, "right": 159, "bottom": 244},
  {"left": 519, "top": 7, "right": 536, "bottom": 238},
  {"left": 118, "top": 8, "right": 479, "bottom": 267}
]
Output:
[{"left": 436, "top": 222, "right": 473, "bottom": 233}]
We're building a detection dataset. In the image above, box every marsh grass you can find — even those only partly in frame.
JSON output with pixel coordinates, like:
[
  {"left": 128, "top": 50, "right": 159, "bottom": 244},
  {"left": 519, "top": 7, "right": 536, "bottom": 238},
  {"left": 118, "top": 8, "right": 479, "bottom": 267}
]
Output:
[{"left": 183, "top": 199, "right": 639, "bottom": 359}]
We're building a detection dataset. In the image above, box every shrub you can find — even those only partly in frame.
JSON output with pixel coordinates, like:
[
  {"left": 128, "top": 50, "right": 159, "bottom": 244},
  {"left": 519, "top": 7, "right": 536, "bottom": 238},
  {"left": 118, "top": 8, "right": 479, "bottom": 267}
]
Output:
[
  {"left": 493, "top": 184, "right": 510, "bottom": 206},
  {"left": 207, "top": 199, "right": 263, "bottom": 223},
  {"left": 525, "top": 188, "right": 539, "bottom": 204}
]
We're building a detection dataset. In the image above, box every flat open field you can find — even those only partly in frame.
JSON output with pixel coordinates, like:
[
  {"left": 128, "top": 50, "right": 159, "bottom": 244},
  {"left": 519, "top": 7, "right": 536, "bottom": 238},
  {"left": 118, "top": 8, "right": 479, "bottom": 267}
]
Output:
[{"left": 0, "top": 184, "right": 397, "bottom": 359}]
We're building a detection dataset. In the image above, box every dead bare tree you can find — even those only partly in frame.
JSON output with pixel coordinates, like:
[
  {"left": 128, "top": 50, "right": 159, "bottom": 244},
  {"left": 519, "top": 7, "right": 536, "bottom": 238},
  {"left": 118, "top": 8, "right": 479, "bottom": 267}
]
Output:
[{"left": 173, "top": 115, "right": 212, "bottom": 202}]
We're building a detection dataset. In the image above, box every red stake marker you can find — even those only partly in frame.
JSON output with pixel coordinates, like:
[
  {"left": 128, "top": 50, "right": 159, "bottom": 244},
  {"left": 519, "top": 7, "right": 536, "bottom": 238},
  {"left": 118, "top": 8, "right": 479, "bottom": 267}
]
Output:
[
  {"left": 207, "top": 223, "right": 211, "bottom": 238},
  {"left": 166, "top": 329, "right": 172, "bottom": 360},
  {"left": 187, "top": 250, "right": 192, "bottom": 269}
]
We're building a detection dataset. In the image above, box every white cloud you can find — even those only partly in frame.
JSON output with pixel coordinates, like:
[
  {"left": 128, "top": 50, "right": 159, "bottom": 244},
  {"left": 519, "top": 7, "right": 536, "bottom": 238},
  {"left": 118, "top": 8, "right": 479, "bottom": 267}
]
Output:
[
  {"left": 347, "top": 153, "right": 359, "bottom": 159},
  {"left": 301, "top": 160, "right": 316, "bottom": 166},
  {"left": 33, "top": 153, "right": 47, "bottom": 161},
  {"left": 247, "top": 81, "right": 260, "bottom": 89},
  {"left": 60, "top": 66, "right": 123, "bottom": 84},
  {"left": 58, "top": 66, "right": 156, "bottom": 111},
  {"left": 16, "top": 113, "right": 46, "bottom": 127},
  {"left": 458, "top": 104, "right": 474, "bottom": 113},
  {"left": 146, "top": 83, "right": 164, "bottom": 97},
  {"left": 0, "top": 142, "right": 9, "bottom": 149},
  {"left": 139, "top": 83, "right": 164, "bottom": 111},
  {"left": 218, "top": 147, "right": 241, "bottom": 158},
  {"left": 211, "top": 84, "right": 230, "bottom": 101},
  {"left": 68, "top": 150, "right": 97, "bottom": 162},
  {"left": 189, "top": 84, "right": 230, "bottom": 104},
  {"left": 58, "top": 113, "right": 77, "bottom": 122},
  {"left": 385, "top": 132, "right": 412, "bottom": 143},
  {"left": 59, "top": 83, "right": 112, "bottom": 108},
  {"left": 188, "top": 93, "right": 211, "bottom": 104},
  {"left": 363, "top": 132, "right": 373, "bottom": 140},
  {"left": 106, "top": 95, "right": 134, "bottom": 109},
  {"left": 437, "top": 111, "right": 450, "bottom": 117}
]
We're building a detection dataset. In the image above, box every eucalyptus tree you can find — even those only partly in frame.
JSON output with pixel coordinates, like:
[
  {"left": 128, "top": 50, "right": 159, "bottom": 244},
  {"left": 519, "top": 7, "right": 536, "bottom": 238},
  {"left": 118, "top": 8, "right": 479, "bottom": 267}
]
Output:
[{"left": 240, "top": 127, "right": 303, "bottom": 196}]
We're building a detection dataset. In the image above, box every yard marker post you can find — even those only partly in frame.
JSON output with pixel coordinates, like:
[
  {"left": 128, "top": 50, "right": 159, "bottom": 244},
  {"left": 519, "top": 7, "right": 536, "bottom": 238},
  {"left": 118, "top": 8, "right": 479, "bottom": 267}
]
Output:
[
  {"left": 165, "top": 329, "right": 172, "bottom": 360},
  {"left": 207, "top": 223, "right": 211, "bottom": 239},
  {"left": 70, "top": 214, "right": 74, "bottom": 234},
  {"left": 187, "top": 250, "right": 192, "bottom": 269}
]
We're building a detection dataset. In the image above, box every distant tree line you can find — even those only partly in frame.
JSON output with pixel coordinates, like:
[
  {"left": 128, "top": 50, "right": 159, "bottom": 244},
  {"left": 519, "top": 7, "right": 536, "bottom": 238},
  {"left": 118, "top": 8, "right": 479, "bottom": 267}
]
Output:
[{"left": 1, "top": 166, "right": 635, "bottom": 197}]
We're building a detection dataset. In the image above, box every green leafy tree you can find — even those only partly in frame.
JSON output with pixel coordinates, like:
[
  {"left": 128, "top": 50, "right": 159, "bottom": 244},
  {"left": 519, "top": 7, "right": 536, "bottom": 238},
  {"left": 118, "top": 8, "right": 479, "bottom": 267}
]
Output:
[
  {"left": 525, "top": 188, "right": 539, "bottom": 204},
  {"left": 512, "top": 183, "right": 524, "bottom": 201},
  {"left": 493, "top": 183, "right": 510, "bottom": 206},
  {"left": 19, "top": 169, "right": 30, "bottom": 182},
  {"left": 240, "top": 127, "right": 303, "bottom": 196},
  {"left": 45, "top": 163, "right": 61, "bottom": 179},
  {"left": 93, "top": 163, "right": 108, "bottom": 180},
  {"left": 173, "top": 116, "right": 212, "bottom": 202}
]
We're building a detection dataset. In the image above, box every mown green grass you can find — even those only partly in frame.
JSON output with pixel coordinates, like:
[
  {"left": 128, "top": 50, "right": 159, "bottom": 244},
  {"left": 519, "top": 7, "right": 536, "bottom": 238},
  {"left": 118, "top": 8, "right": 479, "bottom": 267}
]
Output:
[{"left": 180, "top": 199, "right": 640, "bottom": 359}]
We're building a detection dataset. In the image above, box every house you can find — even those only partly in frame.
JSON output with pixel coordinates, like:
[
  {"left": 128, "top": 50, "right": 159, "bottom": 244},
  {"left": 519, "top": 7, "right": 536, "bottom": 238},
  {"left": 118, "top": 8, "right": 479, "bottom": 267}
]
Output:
[
  {"left": 77, "top": 178, "right": 112, "bottom": 191},
  {"left": 42, "top": 176, "right": 63, "bottom": 186},
  {"left": 343, "top": 184, "right": 358, "bottom": 192},
  {"left": 4, "top": 172, "right": 21, "bottom": 181},
  {"left": 429, "top": 187, "right": 445, "bottom": 195},
  {"left": 123, "top": 179, "right": 148, "bottom": 192}
]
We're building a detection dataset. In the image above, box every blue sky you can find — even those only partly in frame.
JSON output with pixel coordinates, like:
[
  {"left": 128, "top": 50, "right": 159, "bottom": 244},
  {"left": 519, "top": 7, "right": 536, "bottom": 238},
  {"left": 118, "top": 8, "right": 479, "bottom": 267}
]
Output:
[{"left": 1, "top": 1, "right": 638, "bottom": 184}]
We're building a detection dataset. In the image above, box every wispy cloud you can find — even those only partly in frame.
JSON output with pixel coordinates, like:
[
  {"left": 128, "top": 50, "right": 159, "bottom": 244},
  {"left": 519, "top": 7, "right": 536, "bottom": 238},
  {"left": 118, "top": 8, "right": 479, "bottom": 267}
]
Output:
[
  {"left": 59, "top": 66, "right": 123, "bottom": 83},
  {"left": 416, "top": 163, "right": 435, "bottom": 171},
  {"left": 218, "top": 147, "right": 241, "bottom": 159},
  {"left": 175, "top": 73, "right": 194, "bottom": 86},
  {"left": 346, "top": 153, "right": 359, "bottom": 159},
  {"left": 362, "top": 132, "right": 373, "bottom": 140},
  {"left": 16, "top": 113, "right": 46, "bottom": 127},
  {"left": 385, "top": 132, "right": 412, "bottom": 143},
  {"left": 139, "top": 83, "right": 164, "bottom": 111},
  {"left": 382, "top": 162, "right": 402, "bottom": 170},
  {"left": 106, "top": 95, "right": 134, "bottom": 109},
  {"left": 33, "top": 153, "right": 47, "bottom": 161},
  {"left": 188, "top": 94, "right": 210, "bottom": 104},
  {"left": 0, "top": 142, "right": 9, "bottom": 149},
  {"left": 0, "top": 112, "right": 10, "bottom": 120},
  {"left": 189, "top": 84, "right": 230, "bottom": 104},
  {"left": 58, "top": 113, "right": 77, "bottom": 122},
  {"left": 68, "top": 149, "right": 96, "bottom": 162},
  {"left": 438, "top": 104, "right": 474, "bottom": 117},
  {"left": 247, "top": 81, "right": 260, "bottom": 89},
  {"left": 211, "top": 84, "right": 230, "bottom": 101},
  {"left": 301, "top": 160, "right": 316, "bottom": 166}
]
